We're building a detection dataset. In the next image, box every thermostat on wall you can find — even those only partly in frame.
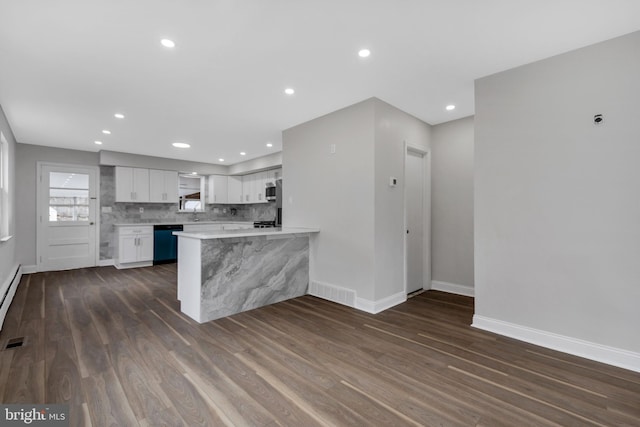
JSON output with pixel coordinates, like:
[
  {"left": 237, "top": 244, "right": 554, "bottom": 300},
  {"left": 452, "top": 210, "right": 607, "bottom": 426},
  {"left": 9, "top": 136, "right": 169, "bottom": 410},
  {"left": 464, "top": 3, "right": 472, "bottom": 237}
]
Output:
[{"left": 389, "top": 177, "right": 397, "bottom": 187}]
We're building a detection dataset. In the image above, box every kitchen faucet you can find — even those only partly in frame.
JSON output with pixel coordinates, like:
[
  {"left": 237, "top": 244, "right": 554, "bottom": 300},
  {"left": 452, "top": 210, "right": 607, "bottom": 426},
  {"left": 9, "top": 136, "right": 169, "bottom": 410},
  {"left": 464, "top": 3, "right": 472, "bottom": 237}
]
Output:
[{"left": 192, "top": 207, "right": 199, "bottom": 222}]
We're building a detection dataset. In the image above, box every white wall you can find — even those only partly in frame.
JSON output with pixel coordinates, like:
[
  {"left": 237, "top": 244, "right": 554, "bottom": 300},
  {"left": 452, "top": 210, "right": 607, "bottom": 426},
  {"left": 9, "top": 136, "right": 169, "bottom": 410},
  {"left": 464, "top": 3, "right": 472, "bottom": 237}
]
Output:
[
  {"left": 431, "top": 116, "right": 474, "bottom": 290},
  {"left": 283, "top": 99, "right": 376, "bottom": 300},
  {"left": 474, "top": 31, "right": 640, "bottom": 367},
  {"left": 0, "top": 105, "right": 17, "bottom": 291},
  {"left": 373, "top": 100, "right": 431, "bottom": 300},
  {"left": 283, "top": 98, "right": 430, "bottom": 307},
  {"left": 15, "top": 144, "right": 100, "bottom": 267},
  {"left": 228, "top": 152, "right": 282, "bottom": 175},
  {"left": 99, "top": 150, "right": 228, "bottom": 175}
]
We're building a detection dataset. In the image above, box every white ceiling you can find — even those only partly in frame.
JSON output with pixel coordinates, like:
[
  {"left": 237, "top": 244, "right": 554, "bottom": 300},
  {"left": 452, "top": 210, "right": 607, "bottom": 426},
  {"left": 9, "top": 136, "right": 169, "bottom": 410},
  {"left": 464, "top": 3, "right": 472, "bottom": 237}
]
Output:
[{"left": 1, "top": 1, "right": 639, "bottom": 165}]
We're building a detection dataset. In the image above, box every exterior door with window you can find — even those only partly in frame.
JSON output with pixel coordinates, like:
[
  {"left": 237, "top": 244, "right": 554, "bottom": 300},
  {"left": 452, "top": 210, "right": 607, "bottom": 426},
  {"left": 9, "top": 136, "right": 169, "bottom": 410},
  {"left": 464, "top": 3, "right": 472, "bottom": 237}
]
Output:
[{"left": 38, "top": 163, "right": 98, "bottom": 271}]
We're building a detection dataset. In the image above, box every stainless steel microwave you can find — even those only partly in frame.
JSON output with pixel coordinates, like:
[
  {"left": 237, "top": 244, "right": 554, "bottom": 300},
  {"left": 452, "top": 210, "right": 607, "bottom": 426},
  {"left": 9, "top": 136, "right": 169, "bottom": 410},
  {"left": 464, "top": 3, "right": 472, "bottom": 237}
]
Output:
[{"left": 265, "top": 184, "right": 276, "bottom": 201}]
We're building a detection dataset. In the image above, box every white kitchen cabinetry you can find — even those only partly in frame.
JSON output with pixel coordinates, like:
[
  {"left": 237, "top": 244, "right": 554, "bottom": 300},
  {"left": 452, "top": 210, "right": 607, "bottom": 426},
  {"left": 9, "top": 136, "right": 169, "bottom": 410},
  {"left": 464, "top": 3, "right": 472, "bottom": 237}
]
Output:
[
  {"left": 207, "top": 175, "right": 228, "bottom": 204},
  {"left": 255, "top": 171, "right": 267, "bottom": 203},
  {"left": 204, "top": 169, "right": 281, "bottom": 204},
  {"left": 149, "top": 169, "right": 179, "bottom": 203},
  {"left": 227, "top": 176, "right": 243, "bottom": 204},
  {"left": 242, "top": 174, "right": 255, "bottom": 203},
  {"left": 115, "top": 226, "right": 154, "bottom": 269},
  {"left": 115, "top": 167, "right": 150, "bottom": 202},
  {"left": 241, "top": 171, "right": 270, "bottom": 204}
]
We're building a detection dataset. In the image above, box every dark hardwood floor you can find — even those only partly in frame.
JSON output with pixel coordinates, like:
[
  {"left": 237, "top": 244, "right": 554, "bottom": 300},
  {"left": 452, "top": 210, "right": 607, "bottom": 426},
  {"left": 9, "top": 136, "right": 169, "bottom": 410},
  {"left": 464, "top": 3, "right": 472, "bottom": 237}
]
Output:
[{"left": 1, "top": 265, "right": 638, "bottom": 426}]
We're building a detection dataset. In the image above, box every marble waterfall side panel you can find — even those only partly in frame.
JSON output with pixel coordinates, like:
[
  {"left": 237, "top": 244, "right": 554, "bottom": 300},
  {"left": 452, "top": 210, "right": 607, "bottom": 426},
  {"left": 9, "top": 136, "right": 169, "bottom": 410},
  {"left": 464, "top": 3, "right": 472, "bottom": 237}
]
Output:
[{"left": 200, "top": 235, "right": 309, "bottom": 322}]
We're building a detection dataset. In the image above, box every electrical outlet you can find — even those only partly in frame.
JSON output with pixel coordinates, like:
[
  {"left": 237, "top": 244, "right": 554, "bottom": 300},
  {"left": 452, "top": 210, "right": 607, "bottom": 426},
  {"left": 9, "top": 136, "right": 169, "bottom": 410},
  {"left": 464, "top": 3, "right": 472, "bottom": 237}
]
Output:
[{"left": 139, "top": 207, "right": 144, "bottom": 213}]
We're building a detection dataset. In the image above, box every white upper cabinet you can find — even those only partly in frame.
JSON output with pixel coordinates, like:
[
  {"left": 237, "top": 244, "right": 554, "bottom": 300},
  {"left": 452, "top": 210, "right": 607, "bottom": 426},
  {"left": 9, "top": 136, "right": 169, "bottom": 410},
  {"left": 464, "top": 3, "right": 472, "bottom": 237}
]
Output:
[
  {"left": 207, "top": 175, "right": 228, "bottom": 204},
  {"left": 242, "top": 174, "right": 255, "bottom": 203},
  {"left": 115, "top": 167, "right": 150, "bottom": 202},
  {"left": 204, "top": 169, "right": 280, "bottom": 204},
  {"left": 227, "top": 176, "right": 243, "bottom": 204},
  {"left": 149, "top": 169, "right": 179, "bottom": 203},
  {"left": 255, "top": 171, "right": 268, "bottom": 203}
]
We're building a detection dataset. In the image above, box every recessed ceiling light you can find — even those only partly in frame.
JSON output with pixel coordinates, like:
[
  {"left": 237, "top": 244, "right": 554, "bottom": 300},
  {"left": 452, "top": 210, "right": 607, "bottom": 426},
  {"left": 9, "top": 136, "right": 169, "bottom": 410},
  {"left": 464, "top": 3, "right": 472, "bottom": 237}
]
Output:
[
  {"left": 240, "top": 152, "right": 246, "bottom": 156},
  {"left": 114, "top": 113, "right": 125, "bottom": 119},
  {"left": 266, "top": 142, "right": 273, "bottom": 148},
  {"left": 358, "top": 48, "right": 371, "bottom": 58},
  {"left": 102, "top": 129, "right": 111, "bottom": 134},
  {"left": 218, "top": 158, "right": 225, "bottom": 162},
  {"left": 161, "top": 38, "right": 175, "bottom": 48},
  {"left": 94, "top": 140, "right": 103, "bottom": 145},
  {"left": 172, "top": 142, "right": 190, "bottom": 148},
  {"left": 284, "top": 88, "right": 295, "bottom": 95},
  {"left": 191, "top": 172, "right": 197, "bottom": 175},
  {"left": 445, "top": 104, "right": 456, "bottom": 111}
]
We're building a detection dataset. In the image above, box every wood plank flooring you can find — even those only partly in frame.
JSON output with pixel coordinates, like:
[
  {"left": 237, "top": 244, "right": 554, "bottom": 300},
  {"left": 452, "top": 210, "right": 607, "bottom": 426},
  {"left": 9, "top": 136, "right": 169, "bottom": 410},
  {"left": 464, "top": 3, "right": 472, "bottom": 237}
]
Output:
[{"left": 1, "top": 265, "right": 639, "bottom": 426}]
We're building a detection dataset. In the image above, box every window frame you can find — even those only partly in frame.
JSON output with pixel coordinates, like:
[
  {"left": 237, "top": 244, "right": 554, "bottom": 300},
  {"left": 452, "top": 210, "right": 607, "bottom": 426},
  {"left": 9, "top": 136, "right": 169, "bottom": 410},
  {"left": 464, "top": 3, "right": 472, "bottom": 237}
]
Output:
[{"left": 0, "top": 131, "right": 10, "bottom": 241}]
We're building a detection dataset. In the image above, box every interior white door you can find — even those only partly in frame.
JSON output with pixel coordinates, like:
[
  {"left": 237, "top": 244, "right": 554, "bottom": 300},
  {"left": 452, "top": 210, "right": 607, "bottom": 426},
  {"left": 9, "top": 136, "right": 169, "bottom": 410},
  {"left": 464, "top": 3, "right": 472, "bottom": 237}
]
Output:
[
  {"left": 38, "top": 163, "right": 98, "bottom": 271},
  {"left": 406, "top": 150, "right": 425, "bottom": 294}
]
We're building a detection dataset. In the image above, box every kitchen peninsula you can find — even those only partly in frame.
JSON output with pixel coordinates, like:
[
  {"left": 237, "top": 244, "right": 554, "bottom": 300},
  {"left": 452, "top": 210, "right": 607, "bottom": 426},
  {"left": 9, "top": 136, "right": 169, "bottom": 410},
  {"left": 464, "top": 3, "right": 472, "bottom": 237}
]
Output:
[{"left": 174, "top": 227, "right": 319, "bottom": 323}]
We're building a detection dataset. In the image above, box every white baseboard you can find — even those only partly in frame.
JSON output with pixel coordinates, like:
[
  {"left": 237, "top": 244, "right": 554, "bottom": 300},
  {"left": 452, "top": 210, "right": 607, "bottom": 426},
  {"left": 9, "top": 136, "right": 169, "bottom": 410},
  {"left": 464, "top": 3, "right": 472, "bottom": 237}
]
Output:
[
  {"left": 114, "top": 261, "right": 153, "bottom": 270},
  {"left": 431, "top": 280, "right": 474, "bottom": 297},
  {"left": 356, "top": 291, "right": 406, "bottom": 314},
  {"left": 0, "top": 265, "right": 23, "bottom": 331},
  {"left": 98, "top": 259, "right": 115, "bottom": 267},
  {"left": 21, "top": 265, "right": 37, "bottom": 274},
  {"left": 472, "top": 315, "right": 640, "bottom": 373}
]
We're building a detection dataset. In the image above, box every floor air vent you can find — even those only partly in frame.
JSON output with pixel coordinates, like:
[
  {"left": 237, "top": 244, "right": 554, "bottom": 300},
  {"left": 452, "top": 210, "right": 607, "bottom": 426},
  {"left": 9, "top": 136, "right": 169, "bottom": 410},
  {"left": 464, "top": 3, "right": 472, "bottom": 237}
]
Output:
[{"left": 5, "top": 337, "right": 24, "bottom": 349}]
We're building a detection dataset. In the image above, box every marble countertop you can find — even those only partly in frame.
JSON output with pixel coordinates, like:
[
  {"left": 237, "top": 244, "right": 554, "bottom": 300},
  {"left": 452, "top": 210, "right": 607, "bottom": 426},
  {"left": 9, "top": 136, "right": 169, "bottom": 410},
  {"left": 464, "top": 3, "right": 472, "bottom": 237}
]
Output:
[
  {"left": 173, "top": 227, "right": 320, "bottom": 240},
  {"left": 114, "top": 220, "right": 254, "bottom": 227}
]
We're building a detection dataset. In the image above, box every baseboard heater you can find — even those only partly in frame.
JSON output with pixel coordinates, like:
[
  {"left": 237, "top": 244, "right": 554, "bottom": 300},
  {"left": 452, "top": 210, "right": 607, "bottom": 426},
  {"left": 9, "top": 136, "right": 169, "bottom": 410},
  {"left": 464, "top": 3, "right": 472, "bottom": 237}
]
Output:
[{"left": 0, "top": 265, "right": 22, "bottom": 331}]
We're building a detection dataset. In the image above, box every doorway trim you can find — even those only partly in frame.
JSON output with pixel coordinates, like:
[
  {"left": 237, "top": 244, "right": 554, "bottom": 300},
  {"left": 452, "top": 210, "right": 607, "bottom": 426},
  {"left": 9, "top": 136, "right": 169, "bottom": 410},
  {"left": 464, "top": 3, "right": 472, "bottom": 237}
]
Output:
[
  {"left": 404, "top": 143, "right": 431, "bottom": 295},
  {"left": 36, "top": 162, "right": 101, "bottom": 272}
]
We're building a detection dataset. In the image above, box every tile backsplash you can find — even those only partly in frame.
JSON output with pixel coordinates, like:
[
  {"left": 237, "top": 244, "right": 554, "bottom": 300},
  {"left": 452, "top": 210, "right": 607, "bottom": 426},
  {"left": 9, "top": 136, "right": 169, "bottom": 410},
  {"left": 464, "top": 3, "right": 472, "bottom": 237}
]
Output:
[{"left": 100, "top": 166, "right": 276, "bottom": 260}]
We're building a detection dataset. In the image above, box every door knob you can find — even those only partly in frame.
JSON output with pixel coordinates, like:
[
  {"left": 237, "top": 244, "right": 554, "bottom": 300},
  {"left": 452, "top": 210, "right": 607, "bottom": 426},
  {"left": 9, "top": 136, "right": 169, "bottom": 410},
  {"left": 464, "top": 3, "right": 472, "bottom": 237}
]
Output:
[{"left": 90, "top": 222, "right": 95, "bottom": 225}]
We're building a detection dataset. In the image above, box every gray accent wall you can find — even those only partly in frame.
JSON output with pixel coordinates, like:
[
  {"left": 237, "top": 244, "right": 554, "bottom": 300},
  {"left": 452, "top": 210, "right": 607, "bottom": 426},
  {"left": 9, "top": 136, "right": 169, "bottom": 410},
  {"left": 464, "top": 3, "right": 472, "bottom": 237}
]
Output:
[
  {"left": 431, "top": 116, "right": 474, "bottom": 289},
  {"left": 0, "top": 105, "right": 17, "bottom": 289},
  {"left": 475, "top": 31, "right": 640, "bottom": 354}
]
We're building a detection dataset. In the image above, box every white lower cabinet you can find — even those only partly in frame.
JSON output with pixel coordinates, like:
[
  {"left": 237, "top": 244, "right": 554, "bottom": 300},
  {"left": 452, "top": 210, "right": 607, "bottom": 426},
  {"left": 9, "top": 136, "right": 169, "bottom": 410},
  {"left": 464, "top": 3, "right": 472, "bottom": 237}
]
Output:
[{"left": 115, "top": 226, "right": 154, "bottom": 269}]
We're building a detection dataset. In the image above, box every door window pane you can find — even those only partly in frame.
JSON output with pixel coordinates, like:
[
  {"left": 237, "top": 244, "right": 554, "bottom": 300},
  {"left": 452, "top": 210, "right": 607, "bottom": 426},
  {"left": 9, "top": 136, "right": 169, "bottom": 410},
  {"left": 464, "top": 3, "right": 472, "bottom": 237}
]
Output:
[{"left": 49, "top": 172, "right": 90, "bottom": 222}]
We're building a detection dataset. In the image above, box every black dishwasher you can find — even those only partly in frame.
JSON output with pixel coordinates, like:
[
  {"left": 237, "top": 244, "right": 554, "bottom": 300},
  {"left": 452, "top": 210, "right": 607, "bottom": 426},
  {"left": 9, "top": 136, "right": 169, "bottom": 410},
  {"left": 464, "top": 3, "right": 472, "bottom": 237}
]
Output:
[{"left": 153, "top": 224, "right": 183, "bottom": 265}]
